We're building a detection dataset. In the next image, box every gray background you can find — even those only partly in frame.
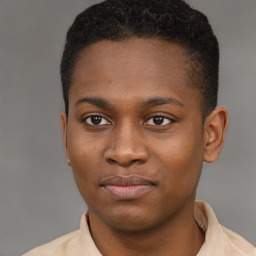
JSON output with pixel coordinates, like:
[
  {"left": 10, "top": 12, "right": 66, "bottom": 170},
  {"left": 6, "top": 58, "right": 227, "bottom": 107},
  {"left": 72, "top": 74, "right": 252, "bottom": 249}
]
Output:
[{"left": 0, "top": 0, "right": 255, "bottom": 255}]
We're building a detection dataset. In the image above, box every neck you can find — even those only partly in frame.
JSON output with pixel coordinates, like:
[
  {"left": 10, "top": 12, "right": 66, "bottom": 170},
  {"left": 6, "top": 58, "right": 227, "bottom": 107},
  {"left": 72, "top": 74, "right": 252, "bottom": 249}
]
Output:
[{"left": 88, "top": 202, "right": 205, "bottom": 256}]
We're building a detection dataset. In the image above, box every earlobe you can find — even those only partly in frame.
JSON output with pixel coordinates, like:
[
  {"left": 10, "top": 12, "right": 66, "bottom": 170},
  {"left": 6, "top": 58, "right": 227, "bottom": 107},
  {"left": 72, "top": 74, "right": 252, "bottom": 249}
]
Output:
[
  {"left": 203, "top": 107, "right": 228, "bottom": 163},
  {"left": 60, "top": 112, "right": 69, "bottom": 158}
]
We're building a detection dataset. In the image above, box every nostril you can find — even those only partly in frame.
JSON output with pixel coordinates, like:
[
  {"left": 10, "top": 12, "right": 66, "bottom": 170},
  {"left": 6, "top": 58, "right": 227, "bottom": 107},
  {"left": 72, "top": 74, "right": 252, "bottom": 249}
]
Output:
[
  {"left": 106, "top": 157, "right": 145, "bottom": 166},
  {"left": 130, "top": 159, "right": 145, "bottom": 165},
  {"left": 107, "top": 158, "right": 118, "bottom": 164}
]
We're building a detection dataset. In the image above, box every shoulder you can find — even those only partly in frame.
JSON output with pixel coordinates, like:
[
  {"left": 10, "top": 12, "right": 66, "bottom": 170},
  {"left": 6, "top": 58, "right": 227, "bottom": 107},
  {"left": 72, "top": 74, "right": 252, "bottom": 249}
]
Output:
[
  {"left": 23, "top": 230, "right": 80, "bottom": 256},
  {"left": 221, "top": 226, "right": 256, "bottom": 256},
  {"left": 195, "top": 201, "right": 256, "bottom": 256}
]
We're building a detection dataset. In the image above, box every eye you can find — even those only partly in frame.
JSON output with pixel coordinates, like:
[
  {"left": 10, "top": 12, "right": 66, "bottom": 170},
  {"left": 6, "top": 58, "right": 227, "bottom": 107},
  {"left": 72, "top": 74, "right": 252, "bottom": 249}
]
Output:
[
  {"left": 144, "top": 115, "right": 173, "bottom": 126},
  {"left": 84, "top": 115, "right": 111, "bottom": 126}
]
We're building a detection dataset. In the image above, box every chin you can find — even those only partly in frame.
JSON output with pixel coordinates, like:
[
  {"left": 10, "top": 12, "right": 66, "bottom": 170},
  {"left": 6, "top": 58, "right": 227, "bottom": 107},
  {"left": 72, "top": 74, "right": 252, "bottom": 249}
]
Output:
[
  {"left": 108, "top": 218, "right": 154, "bottom": 233},
  {"left": 100, "top": 206, "right": 159, "bottom": 232}
]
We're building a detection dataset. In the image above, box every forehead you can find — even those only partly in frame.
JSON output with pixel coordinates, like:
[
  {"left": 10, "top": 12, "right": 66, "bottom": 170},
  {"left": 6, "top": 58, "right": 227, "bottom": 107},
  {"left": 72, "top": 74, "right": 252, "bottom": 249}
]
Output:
[
  {"left": 73, "top": 38, "right": 189, "bottom": 83},
  {"left": 70, "top": 38, "right": 201, "bottom": 109}
]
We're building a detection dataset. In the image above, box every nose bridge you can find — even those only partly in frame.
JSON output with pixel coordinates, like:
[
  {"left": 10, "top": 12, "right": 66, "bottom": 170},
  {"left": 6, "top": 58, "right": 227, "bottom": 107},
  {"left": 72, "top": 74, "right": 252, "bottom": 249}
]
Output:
[
  {"left": 105, "top": 119, "right": 148, "bottom": 165},
  {"left": 116, "top": 119, "right": 136, "bottom": 148}
]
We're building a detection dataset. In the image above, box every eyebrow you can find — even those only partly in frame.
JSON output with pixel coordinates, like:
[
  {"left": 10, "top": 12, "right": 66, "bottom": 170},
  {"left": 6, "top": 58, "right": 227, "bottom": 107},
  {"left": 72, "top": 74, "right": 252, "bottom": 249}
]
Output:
[
  {"left": 75, "top": 96, "right": 184, "bottom": 109},
  {"left": 140, "top": 97, "right": 184, "bottom": 108},
  {"left": 75, "top": 97, "right": 111, "bottom": 109}
]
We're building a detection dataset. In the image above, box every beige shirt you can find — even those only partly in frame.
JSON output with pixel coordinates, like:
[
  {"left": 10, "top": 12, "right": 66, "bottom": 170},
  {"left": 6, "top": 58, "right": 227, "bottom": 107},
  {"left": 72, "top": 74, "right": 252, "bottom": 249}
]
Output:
[{"left": 24, "top": 201, "right": 256, "bottom": 256}]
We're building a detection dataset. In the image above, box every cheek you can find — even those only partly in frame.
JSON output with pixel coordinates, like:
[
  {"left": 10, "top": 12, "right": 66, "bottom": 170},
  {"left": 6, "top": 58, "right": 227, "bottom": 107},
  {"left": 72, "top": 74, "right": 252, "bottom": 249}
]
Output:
[
  {"left": 67, "top": 130, "right": 102, "bottom": 195},
  {"left": 67, "top": 123, "right": 100, "bottom": 165},
  {"left": 154, "top": 126, "right": 204, "bottom": 193}
]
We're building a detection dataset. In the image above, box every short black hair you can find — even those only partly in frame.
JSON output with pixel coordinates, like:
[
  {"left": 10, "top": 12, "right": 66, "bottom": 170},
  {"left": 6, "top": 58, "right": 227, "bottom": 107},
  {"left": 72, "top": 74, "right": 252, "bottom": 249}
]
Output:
[{"left": 61, "top": 0, "right": 219, "bottom": 119}]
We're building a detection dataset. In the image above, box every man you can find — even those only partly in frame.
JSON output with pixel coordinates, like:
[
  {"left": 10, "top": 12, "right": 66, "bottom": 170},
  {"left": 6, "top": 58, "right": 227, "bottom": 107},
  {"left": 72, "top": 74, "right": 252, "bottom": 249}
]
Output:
[{"left": 24, "top": 0, "right": 256, "bottom": 255}]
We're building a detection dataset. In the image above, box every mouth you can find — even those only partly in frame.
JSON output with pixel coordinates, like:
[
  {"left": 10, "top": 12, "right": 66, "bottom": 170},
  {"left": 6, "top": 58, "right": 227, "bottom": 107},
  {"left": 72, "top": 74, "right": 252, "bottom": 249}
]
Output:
[{"left": 101, "top": 175, "right": 155, "bottom": 200}]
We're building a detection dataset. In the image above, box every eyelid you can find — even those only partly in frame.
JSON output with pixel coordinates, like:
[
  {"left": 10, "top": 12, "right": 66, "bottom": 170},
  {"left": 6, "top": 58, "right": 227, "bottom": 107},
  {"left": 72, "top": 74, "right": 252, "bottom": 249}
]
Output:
[
  {"left": 80, "top": 112, "right": 177, "bottom": 128},
  {"left": 143, "top": 113, "right": 177, "bottom": 127},
  {"left": 81, "top": 113, "right": 112, "bottom": 125}
]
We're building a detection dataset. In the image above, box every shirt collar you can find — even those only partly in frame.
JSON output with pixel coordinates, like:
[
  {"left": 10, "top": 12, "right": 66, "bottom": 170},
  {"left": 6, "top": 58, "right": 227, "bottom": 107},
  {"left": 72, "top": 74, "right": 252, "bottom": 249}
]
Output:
[
  {"left": 77, "top": 201, "right": 226, "bottom": 256},
  {"left": 195, "top": 201, "right": 225, "bottom": 256}
]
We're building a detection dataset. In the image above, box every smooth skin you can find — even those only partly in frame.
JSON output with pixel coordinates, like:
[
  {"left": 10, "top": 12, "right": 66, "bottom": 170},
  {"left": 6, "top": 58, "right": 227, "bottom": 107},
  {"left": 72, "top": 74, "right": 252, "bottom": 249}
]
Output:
[{"left": 61, "top": 38, "right": 228, "bottom": 256}]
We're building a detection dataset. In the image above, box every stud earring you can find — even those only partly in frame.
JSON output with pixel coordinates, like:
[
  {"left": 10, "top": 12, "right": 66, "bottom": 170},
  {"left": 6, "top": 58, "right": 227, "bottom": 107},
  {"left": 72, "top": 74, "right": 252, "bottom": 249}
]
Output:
[{"left": 67, "top": 159, "right": 71, "bottom": 166}]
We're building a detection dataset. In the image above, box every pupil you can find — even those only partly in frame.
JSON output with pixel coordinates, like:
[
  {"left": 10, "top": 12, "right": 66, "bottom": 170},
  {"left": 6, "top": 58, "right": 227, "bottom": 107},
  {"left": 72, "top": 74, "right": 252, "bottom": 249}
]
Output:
[
  {"left": 91, "top": 116, "right": 102, "bottom": 125},
  {"left": 153, "top": 116, "right": 164, "bottom": 125}
]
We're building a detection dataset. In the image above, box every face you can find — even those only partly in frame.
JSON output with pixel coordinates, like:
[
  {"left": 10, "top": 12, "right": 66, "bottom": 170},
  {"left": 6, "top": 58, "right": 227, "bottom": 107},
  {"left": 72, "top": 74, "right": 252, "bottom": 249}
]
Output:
[{"left": 62, "top": 38, "right": 212, "bottom": 232}]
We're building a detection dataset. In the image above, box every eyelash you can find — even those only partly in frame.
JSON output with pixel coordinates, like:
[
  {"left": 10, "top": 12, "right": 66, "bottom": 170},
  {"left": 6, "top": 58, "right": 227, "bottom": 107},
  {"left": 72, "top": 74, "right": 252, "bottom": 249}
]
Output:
[
  {"left": 144, "top": 115, "right": 176, "bottom": 126},
  {"left": 82, "top": 115, "right": 111, "bottom": 126},
  {"left": 81, "top": 114, "right": 176, "bottom": 128}
]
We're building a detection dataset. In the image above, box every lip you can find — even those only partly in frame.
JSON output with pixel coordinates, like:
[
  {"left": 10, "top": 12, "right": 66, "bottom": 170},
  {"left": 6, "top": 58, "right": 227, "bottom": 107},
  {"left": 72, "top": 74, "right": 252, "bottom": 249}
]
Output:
[{"left": 101, "top": 176, "right": 155, "bottom": 200}]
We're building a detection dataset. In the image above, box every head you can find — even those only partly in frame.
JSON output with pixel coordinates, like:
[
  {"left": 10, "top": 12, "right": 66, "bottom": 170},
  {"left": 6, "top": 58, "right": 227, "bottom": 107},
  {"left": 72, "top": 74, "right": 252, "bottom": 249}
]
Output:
[
  {"left": 60, "top": 0, "right": 228, "bottom": 234},
  {"left": 61, "top": 0, "right": 219, "bottom": 120}
]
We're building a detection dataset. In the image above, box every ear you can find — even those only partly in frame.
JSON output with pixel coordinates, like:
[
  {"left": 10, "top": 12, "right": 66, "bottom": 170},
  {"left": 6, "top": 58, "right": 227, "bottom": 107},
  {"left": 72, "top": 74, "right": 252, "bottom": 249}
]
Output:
[
  {"left": 61, "top": 112, "right": 69, "bottom": 159},
  {"left": 203, "top": 107, "right": 228, "bottom": 163}
]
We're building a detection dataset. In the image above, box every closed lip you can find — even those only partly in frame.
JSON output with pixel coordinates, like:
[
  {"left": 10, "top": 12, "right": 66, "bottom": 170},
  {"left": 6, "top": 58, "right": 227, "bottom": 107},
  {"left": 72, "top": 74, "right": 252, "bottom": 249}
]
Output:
[
  {"left": 101, "top": 175, "right": 155, "bottom": 186},
  {"left": 101, "top": 175, "right": 156, "bottom": 199}
]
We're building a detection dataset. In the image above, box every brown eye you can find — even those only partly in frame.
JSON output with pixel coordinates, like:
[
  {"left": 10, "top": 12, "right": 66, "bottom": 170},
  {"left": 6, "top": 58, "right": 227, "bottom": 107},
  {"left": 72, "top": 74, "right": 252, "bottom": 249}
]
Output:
[
  {"left": 145, "top": 115, "right": 173, "bottom": 126},
  {"left": 153, "top": 116, "right": 165, "bottom": 125},
  {"left": 85, "top": 115, "right": 110, "bottom": 126}
]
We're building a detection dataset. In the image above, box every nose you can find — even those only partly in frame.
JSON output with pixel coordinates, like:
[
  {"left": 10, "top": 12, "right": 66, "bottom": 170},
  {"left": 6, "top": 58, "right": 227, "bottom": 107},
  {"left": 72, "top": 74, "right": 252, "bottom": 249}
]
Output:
[{"left": 104, "top": 122, "right": 149, "bottom": 167}]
